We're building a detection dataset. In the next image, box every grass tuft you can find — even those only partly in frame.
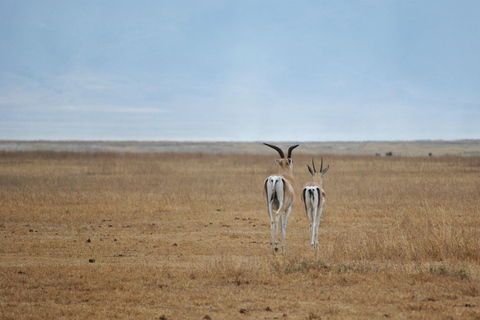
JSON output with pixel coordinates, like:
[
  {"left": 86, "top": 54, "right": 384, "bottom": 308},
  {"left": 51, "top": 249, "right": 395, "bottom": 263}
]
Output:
[{"left": 427, "top": 265, "right": 469, "bottom": 280}]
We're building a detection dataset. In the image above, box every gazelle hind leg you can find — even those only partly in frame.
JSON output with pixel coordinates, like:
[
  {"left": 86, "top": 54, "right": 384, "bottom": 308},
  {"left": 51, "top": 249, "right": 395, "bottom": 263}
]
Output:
[
  {"left": 315, "top": 198, "right": 325, "bottom": 249},
  {"left": 266, "top": 178, "right": 278, "bottom": 253},
  {"left": 311, "top": 206, "right": 318, "bottom": 250},
  {"left": 268, "top": 201, "right": 275, "bottom": 252},
  {"left": 274, "top": 203, "right": 283, "bottom": 252},
  {"left": 274, "top": 181, "right": 284, "bottom": 253},
  {"left": 281, "top": 205, "right": 292, "bottom": 253},
  {"left": 307, "top": 208, "right": 313, "bottom": 244}
]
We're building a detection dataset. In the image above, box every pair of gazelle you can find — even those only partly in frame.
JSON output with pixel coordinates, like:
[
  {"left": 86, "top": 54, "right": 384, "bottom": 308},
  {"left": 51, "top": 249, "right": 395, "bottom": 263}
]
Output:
[{"left": 263, "top": 143, "right": 329, "bottom": 253}]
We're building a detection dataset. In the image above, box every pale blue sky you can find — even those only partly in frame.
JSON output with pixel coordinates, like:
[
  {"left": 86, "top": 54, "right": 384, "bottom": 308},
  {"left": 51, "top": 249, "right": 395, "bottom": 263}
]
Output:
[{"left": 1, "top": 1, "right": 479, "bottom": 141}]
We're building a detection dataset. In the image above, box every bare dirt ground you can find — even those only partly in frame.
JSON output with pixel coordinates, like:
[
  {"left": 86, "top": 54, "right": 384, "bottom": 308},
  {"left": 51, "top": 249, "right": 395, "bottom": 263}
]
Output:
[
  {"left": 1, "top": 139, "right": 479, "bottom": 156},
  {"left": 1, "top": 148, "right": 479, "bottom": 319}
]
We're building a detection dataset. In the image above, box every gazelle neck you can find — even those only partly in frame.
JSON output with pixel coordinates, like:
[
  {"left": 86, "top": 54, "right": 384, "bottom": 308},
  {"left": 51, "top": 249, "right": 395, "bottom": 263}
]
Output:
[
  {"left": 277, "top": 160, "right": 294, "bottom": 186},
  {"left": 312, "top": 174, "right": 323, "bottom": 187}
]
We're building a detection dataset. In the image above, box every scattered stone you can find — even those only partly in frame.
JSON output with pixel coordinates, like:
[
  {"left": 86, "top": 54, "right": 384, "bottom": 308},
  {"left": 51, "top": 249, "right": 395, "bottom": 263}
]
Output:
[
  {"left": 159, "top": 315, "right": 167, "bottom": 320},
  {"left": 203, "top": 315, "right": 211, "bottom": 320},
  {"left": 265, "top": 306, "right": 272, "bottom": 312},
  {"left": 88, "top": 259, "right": 95, "bottom": 263},
  {"left": 86, "top": 239, "right": 91, "bottom": 243},
  {"left": 18, "top": 271, "right": 26, "bottom": 274},
  {"left": 239, "top": 308, "right": 247, "bottom": 314},
  {"left": 172, "top": 243, "right": 178, "bottom": 247}
]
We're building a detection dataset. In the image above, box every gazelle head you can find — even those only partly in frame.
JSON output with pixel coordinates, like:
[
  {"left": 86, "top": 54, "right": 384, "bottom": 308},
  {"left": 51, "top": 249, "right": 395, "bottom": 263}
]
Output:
[
  {"left": 307, "top": 157, "right": 329, "bottom": 183},
  {"left": 263, "top": 143, "right": 299, "bottom": 170}
]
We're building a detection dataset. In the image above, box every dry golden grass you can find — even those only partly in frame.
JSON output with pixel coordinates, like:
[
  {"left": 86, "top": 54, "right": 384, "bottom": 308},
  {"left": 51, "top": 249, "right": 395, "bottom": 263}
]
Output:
[{"left": 1, "top": 150, "right": 480, "bottom": 319}]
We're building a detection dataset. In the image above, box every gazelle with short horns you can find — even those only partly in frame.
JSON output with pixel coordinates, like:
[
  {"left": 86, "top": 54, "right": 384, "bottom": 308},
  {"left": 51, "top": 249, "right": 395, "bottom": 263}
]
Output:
[
  {"left": 263, "top": 143, "right": 299, "bottom": 253},
  {"left": 302, "top": 157, "right": 329, "bottom": 250}
]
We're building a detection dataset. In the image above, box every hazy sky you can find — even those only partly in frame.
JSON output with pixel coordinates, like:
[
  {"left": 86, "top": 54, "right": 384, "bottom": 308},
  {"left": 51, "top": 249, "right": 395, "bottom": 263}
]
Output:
[{"left": 1, "top": 1, "right": 479, "bottom": 141}]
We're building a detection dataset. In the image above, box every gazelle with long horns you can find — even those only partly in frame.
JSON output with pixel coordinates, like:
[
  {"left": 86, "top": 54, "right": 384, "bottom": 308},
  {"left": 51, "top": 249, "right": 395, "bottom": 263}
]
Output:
[
  {"left": 263, "top": 143, "right": 299, "bottom": 253},
  {"left": 302, "top": 158, "right": 329, "bottom": 250}
]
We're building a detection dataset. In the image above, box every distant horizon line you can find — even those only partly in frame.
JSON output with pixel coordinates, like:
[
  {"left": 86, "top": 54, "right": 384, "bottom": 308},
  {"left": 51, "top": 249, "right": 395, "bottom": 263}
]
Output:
[{"left": 1, "top": 138, "right": 479, "bottom": 143}]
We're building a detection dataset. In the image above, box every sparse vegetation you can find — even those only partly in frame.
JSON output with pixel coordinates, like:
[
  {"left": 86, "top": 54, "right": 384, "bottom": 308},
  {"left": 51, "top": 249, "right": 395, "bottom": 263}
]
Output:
[
  {"left": 428, "top": 265, "right": 469, "bottom": 280},
  {"left": 0, "top": 150, "right": 479, "bottom": 319}
]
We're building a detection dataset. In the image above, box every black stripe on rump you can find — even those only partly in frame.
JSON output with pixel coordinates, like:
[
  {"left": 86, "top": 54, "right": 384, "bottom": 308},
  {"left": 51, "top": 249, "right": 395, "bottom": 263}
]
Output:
[
  {"left": 264, "top": 179, "right": 269, "bottom": 203},
  {"left": 302, "top": 188, "right": 307, "bottom": 211},
  {"left": 316, "top": 187, "right": 321, "bottom": 207}
]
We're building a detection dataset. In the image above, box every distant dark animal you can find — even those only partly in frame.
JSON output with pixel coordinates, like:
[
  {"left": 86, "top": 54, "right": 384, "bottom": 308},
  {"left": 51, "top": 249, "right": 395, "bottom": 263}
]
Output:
[{"left": 386, "top": 152, "right": 393, "bottom": 156}]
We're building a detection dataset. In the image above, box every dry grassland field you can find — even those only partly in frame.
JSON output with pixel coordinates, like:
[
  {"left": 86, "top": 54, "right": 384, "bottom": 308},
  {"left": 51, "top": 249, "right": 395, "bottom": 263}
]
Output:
[{"left": 1, "top": 146, "right": 480, "bottom": 319}]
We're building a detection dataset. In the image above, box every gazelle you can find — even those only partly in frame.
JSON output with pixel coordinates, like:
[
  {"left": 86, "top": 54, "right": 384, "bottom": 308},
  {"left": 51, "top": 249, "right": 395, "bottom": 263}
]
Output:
[
  {"left": 302, "top": 158, "right": 329, "bottom": 250},
  {"left": 263, "top": 143, "right": 299, "bottom": 253}
]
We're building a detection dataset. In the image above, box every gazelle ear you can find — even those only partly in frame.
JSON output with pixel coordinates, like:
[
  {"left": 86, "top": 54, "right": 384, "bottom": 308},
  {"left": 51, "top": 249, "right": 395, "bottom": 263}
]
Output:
[
  {"left": 275, "top": 159, "right": 282, "bottom": 165},
  {"left": 307, "top": 165, "right": 314, "bottom": 176},
  {"left": 321, "top": 165, "right": 330, "bottom": 177}
]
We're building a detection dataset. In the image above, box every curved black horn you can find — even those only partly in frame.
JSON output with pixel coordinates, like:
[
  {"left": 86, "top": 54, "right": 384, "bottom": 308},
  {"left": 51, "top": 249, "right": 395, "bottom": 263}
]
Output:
[
  {"left": 320, "top": 157, "right": 324, "bottom": 173},
  {"left": 287, "top": 144, "right": 299, "bottom": 159},
  {"left": 307, "top": 164, "right": 314, "bottom": 176},
  {"left": 263, "top": 143, "right": 285, "bottom": 158},
  {"left": 312, "top": 158, "right": 316, "bottom": 173}
]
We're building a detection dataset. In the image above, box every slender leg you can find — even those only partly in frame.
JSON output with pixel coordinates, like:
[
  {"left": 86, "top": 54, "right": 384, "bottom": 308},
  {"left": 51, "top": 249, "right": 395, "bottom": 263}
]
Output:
[
  {"left": 315, "top": 198, "right": 325, "bottom": 249},
  {"left": 307, "top": 208, "right": 313, "bottom": 244},
  {"left": 266, "top": 179, "right": 277, "bottom": 253},
  {"left": 275, "top": 204, "right": 282, "bottom": 252},
  {"left": 268, "top": 202, "right": 275, "bottom": 252},
  {"left": 281, "top": 205, "right": 292, "bottom": 253},
  {"left": 311, "top": 206, "right": 318, "bottom": 250},
  {"left": 306, "top": 192, "right": 313, "bottom": 237},
  {"left": 274, "top": 180, "right": 284, "bottom": 253}
]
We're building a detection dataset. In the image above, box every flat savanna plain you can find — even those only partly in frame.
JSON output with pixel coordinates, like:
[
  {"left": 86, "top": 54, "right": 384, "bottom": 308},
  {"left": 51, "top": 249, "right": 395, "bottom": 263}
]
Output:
[{"left": 1, "top": 149, "right": 480, "bottom": 319}]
